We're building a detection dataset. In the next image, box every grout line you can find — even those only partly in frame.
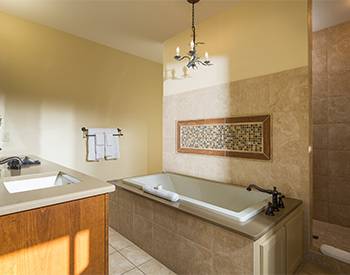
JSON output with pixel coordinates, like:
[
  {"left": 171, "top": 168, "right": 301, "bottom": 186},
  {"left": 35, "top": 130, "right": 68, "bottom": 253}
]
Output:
[
  {"left": 116, "top": 249, "right": 139, "bottom": 268},
  {"left": 136, "top": 258, "right": 153, "bottom": 268},
  {"left": 121, "top": 267, "right": 138, "bottom": 275},
  {"left": 109, "top": 241, "right": 154, "bottom": 272},
  {"left": 136, "top": 266, "right": 146, "bottom": 275},
  {"left": 109, "top": 242, "right": 133, "bottom": 252}
]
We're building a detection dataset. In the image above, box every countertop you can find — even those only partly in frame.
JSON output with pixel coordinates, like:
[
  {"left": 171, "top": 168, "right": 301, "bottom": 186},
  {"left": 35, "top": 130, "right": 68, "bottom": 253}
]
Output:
[
  {"left": 113, "top": 180, "right": 302, "bottom": 241},
  {"left": 0, "top": 156, "right": 115, "bottom": 216}
]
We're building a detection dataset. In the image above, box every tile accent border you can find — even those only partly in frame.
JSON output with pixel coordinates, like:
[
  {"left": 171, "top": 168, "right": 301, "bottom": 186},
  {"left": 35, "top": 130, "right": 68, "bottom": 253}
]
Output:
[{"left": 176, "top": 115, "right": 271, "bottom": 160}]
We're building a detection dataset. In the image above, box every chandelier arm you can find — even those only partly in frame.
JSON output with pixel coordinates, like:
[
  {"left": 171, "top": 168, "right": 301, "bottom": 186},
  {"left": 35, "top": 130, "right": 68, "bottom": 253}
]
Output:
[
  {"left": 196, "top": 60, "right": 207, "bottom": 66},
  {"left": 196, "top": 60, "right": 213, "bottom": 66},
  {"left": 176, "top": 55, "right": 191, "bottom": 62}
]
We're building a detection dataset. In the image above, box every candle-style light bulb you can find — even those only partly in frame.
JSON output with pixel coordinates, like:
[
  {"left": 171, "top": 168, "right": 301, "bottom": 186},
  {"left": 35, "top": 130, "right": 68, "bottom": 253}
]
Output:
[
  {"left": 176, "top": 46, "right": 180, "bottom": 56},
  {"left": 190, "top": 40, "right": 194, "bottom": 50},
  {"left": 205, "top": 52, "right": 209, "bottom": 61}
]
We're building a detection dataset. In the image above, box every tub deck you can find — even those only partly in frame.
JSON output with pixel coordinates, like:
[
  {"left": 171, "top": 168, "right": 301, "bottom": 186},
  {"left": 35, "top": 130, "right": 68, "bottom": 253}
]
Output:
[{"left": 111, "top": 178, "right": 302, "bottom": 240}]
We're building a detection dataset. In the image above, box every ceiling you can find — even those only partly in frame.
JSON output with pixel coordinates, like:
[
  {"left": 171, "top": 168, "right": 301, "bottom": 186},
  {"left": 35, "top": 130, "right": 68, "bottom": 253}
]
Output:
[
  {"left": 313, "top": 0, "right": 350, "bottom": 31},
  {"left": 0, "top": 0, "right": 238, "bottom": 63}
]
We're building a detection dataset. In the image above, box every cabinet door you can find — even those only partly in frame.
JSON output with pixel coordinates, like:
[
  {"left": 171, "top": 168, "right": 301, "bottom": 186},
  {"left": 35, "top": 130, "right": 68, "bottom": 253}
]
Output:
[
  {"left": 0, "top": 195, "right": 108, "bottom": 275},
  {"left": 259, "top": 227, "right": 286, "bottom": 275},
  {"left": 286, "top": 211, "right": 303, "bottom": 274}
]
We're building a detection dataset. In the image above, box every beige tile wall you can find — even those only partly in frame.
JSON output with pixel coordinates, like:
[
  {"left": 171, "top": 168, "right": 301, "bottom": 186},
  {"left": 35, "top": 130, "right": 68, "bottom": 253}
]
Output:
[
  {"left": 312, "top": 21, "right": 350, "bottom": 227},
  {"left": 163, "top": 67, "right": 310, "bottom": 245},
  {"left": 109, "top": 187, "right": 254, "bottom": 275}
]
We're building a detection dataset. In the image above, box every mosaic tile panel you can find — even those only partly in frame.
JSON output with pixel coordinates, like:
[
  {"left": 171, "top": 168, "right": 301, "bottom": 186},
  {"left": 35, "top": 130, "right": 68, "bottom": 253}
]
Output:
[{"left": 177, "top": 115, "right": 271, "bottom": 160}]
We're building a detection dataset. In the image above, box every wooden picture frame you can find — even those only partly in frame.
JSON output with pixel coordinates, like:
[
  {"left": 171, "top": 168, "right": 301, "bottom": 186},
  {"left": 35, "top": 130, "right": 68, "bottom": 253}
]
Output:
[{"left": 176, "top": 115, "right": 271, "bottom": 160}]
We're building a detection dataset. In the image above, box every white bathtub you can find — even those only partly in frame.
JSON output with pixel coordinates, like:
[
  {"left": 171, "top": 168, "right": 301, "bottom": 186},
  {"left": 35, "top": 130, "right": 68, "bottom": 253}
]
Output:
[{"left": 123, "top": 173, "right": 270, "bottom": 222}]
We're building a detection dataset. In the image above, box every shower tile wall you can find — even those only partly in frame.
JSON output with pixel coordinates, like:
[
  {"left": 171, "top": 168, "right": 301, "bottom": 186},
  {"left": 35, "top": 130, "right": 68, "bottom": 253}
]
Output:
[{"left": 312, "top": 21, "right": 350, "bottom": 227}]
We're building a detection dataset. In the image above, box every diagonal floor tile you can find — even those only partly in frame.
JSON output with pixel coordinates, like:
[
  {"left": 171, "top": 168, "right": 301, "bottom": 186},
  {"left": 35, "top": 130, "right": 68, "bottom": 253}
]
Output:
[
  {"left": 110, "top": 231, "right": 134, "bottom": 250},
  {"left": 122, "top": 268, "right": 144, "bottom": 275},
  {"left": 109, "top": 251, "right": 135, "bottom": 275},
  {"left": 119, "top": 245, "right": 152, "bottom": 266},
  {"left": 139, "top": 259, "right": 176, "bottom": 275},
  {"left": 109, "top": 245, "right": 117, "bottom": 255}
]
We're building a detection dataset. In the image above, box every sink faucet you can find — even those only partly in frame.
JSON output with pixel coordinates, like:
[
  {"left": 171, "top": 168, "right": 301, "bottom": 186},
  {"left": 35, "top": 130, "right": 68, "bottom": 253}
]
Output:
[
  {"left": 0, "top": 156, "right": 24, "bottom": 170},
  {"left": 246, "top": 184, "right": 284, "bottom": 213},
  {"left": 0, "top": 156, "right": 40, "bottom": 170}
]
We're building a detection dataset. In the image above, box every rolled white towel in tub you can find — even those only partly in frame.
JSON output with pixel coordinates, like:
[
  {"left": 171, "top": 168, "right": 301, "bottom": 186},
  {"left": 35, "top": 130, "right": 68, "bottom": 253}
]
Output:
[
  {"left": 320, "top": 244, "right": 350, "bottom": 264},
  {"left": 143, "top": 186, "right": 179, "bottom": 202}
]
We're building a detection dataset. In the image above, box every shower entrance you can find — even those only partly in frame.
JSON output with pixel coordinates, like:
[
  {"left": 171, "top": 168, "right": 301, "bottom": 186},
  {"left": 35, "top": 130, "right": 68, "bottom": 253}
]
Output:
[{"left": 312, "top": 0, "right": 350, "bottom": 267}]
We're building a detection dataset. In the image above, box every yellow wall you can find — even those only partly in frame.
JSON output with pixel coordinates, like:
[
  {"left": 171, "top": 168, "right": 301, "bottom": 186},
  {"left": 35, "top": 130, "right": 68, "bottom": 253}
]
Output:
[
  {"left": 164, "top": 0, "right": 309, "bottom": 95},
  {"left": 0, "top": 12, "right": 163, "bottom": 181}
]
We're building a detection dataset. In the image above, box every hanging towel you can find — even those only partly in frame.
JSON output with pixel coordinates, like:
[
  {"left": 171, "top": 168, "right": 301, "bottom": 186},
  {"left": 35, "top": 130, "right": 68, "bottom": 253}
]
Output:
[
  {"left": 104, "top": 128, "right": 120, "bottom": 160},
  {"left": 87, "top": 128, "right": 105, "bottom": 161}
]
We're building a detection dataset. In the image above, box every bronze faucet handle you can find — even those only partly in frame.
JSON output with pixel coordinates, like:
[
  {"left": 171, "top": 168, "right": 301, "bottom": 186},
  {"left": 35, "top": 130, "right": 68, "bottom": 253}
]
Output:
[
  {"left": 278, "top": 195, "right": 285, "bottom": 209},
  {"left": 265, "top": 202, "right": 275, "bottom": 216}
]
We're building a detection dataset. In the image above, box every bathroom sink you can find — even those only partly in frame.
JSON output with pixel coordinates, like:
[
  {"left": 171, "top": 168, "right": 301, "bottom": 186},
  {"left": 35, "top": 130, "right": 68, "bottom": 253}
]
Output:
[{"left": 3, "top": 172, "right": 80, "bottom": 194}]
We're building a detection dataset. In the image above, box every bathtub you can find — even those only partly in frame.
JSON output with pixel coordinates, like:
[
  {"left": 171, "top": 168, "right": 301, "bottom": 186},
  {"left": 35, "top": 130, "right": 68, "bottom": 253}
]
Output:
[{"left": 123, "top": 173, "right": 270, "bottom": 222}]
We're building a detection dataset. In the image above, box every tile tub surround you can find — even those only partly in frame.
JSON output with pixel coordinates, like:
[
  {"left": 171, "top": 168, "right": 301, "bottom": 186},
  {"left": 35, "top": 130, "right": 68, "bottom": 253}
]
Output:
[
  {"left": 312, "top": 21, "right": 350, "bottom": 227},
  {"left": 163, "top": 67, "right": 310, "bottom": 245},
  {"left": 109, "top": 184, "right": 303, "bottom": 275},
  {"left": 109, "top": 186, "right": 254, "bottom": 275}
]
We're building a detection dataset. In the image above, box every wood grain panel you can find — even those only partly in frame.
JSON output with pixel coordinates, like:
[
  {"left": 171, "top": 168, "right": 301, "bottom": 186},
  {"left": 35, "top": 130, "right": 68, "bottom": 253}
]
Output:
[{"left": 0, "top": 195, "right": 108, "bottom": 275}]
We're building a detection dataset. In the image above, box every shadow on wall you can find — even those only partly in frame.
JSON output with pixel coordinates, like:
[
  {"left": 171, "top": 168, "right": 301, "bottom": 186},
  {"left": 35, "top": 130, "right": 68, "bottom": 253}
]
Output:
[
  {"left": 163, "top": 55, "right": 231, "bottom": 96},
  {"left": 0, "top": 88, "right": 154, "bottom": 181}
]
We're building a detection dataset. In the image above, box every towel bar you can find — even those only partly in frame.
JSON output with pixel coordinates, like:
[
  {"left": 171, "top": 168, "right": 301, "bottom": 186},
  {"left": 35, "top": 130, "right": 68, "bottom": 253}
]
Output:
[{"left": 81, "top": 127, "right": 124, "bottom": 137}]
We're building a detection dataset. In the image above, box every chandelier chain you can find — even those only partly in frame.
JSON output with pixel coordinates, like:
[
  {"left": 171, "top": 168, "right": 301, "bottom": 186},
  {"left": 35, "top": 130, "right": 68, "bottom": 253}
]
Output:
[
  {"left": 192, "top": 2, "right": 196, "bottom": 44},
  {"left": 174, "top": 0, "right": 212, "bottom": 69}
]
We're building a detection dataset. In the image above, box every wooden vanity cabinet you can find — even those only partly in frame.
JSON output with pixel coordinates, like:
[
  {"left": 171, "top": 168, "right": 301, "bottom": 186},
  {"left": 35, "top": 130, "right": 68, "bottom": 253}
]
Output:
[{"left": 0, "top": 194, "right": 109, "bottom": 275}]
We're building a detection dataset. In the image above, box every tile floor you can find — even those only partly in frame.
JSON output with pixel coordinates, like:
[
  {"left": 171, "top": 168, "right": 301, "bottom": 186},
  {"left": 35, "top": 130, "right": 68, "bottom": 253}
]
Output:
[
  {"left": 109, "top": 227, "right": 176, "bottom": 275},
  {"left": 296, "top": 262, "right": 333, "bottom": 275}
]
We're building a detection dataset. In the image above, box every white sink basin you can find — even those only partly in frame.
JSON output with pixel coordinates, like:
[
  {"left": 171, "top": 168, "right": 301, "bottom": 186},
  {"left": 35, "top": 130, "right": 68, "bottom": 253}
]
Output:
[{"left": 3, "top": 172, "right": 80, "bottom": 194}]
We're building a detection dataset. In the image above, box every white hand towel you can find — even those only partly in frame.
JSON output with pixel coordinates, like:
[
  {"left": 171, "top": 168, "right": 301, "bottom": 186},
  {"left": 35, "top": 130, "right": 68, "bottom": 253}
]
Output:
[
  {"left": 87, "top": 128, "right": 105, "bottom": 161},
  {"left": 104, "top": 128, "right": 120, "bottom": 160},
  {"left": 95, "top": 132, "right": 105, "bottom": 160},
  {"left": 87, "top": 135, "right": 96, "bottom": 161},
  {"left": 143, "top": 186, "right": 180, "bottom": 202}
]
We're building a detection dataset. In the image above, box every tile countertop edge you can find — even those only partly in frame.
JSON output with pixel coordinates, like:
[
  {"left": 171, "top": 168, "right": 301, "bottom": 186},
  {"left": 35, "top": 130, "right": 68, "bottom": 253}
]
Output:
[
  {"left": 111, "top": 179, "right": 303, "bottom": 241},
  {"left": 0, "top": 185, "right": 115, "bottom": 217}
]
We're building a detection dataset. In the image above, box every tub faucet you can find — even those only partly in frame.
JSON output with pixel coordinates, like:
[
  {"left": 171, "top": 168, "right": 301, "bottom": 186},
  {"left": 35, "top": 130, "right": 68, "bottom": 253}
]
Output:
[{"left": 246, "top": 184, "right": 283, "bottom": 212}]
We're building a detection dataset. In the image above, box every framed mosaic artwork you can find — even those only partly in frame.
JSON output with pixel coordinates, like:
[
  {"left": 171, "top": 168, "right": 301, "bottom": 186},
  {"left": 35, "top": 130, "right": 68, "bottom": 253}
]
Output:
[{"left": 176, "top": 115, "right": 271, "bottom": 160}]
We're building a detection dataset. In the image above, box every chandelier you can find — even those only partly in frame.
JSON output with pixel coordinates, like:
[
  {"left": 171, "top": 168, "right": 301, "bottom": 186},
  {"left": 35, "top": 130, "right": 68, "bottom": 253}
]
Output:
[{"left": 174, "top": 0, "right": 213, "bottom": 69}]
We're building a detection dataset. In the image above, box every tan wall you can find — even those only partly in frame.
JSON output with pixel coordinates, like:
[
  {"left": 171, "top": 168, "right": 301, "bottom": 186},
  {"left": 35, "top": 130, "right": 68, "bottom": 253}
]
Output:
[
  {"left": 0, "top": 12, "right": 163, "bottom": 181},
  {"left": 163, "top": 2, "right": 311, "bottom": 246},
  {"left": 312, "top": 21, "right": 350, "bottom": 227}
]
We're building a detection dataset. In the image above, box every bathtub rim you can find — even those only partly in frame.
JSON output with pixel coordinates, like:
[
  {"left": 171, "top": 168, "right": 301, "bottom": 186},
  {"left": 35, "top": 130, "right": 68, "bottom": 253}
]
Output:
[
  {"left": 122, "top": 172, "right": 270, "bottom": 222},
  {"left": 109, "top": 176, "right": 303, "bottom": 241}
]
